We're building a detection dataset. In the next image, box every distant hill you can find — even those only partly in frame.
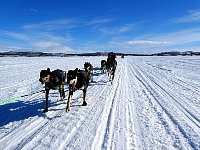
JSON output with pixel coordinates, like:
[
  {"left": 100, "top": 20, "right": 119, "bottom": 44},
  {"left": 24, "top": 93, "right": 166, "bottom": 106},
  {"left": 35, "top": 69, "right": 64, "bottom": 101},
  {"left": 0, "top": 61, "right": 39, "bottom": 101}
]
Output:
[
  {"left": 0, "top": 51, "right": 200, "bottom": 57},
  {"left": 152, "top": 51, "right": 200, "bottom": 56}
]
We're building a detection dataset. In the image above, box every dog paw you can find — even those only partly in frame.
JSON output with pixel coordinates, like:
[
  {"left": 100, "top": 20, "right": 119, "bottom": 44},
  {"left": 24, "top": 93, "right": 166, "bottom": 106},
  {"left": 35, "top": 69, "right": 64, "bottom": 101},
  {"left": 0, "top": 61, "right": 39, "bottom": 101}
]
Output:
[
  {"left": 82, "top": 101, "right": 87, "bottom": 106},
  {"left": 66, "top": 108, "right": 70, "bottom": 112},
  {"left": 43, "top": 108, "right": 48, "bottom": 113}
]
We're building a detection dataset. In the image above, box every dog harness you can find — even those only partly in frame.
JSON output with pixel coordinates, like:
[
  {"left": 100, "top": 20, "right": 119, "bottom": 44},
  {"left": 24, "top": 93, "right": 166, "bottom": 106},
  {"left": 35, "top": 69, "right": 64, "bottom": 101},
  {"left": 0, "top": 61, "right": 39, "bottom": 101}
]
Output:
[
  {"left": 45, "top": 70, "right": 66, "bottom": 90},
  {"left": 69, "top": 83, "right": 77, "bottom": 95}
]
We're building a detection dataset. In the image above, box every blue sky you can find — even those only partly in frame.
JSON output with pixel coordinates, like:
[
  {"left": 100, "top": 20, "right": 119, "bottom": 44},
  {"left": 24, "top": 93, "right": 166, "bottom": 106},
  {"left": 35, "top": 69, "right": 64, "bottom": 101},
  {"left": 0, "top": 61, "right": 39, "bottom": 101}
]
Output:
[{"left": 1, "top": 0, "right": 200, "bottom": 54}]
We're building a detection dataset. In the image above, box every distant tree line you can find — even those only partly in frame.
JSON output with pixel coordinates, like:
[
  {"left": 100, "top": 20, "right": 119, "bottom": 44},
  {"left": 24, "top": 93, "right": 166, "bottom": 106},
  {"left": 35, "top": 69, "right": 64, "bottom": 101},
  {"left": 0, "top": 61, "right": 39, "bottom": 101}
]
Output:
[
  {"left": 152, "top": 51, "right": 200, "bottom": 56},
  {"left": 0, "top": 51, "right": 200, "bottom": 57}
]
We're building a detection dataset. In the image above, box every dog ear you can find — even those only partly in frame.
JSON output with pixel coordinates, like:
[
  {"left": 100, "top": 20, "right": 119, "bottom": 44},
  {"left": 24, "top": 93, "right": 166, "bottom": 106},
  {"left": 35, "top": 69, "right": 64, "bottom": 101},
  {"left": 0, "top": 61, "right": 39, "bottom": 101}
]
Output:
[
  {"left": 75, "top": 68, "right": 78, "bottom": 73},
  {"left": 47, "top": 68, "right": 50, "bottom": 73},
  {"left": 39, "top": 79, "right": 44, "bottom": 84}
]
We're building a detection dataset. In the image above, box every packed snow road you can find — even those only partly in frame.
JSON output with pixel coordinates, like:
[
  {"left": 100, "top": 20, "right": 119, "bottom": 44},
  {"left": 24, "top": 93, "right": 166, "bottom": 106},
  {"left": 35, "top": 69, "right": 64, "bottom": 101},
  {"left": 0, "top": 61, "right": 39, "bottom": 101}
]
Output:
[{"left": 0, "top": 56, "right": 200, "bottom": 150}]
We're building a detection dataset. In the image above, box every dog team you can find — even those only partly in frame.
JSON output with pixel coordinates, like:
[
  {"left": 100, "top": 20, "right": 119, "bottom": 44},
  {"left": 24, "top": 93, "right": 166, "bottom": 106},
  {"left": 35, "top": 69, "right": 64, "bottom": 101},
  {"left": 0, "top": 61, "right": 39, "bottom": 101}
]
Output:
[{"left": 39, "top": 52, "right": 117, "bottom": 113}]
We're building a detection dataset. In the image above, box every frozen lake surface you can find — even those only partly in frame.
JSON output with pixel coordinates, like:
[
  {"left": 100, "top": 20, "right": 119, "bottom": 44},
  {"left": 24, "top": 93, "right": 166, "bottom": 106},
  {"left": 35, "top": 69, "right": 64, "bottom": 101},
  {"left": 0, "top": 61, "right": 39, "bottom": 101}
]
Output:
[{"left": 0, "top": 56, "right": 200, "bottom": 150}]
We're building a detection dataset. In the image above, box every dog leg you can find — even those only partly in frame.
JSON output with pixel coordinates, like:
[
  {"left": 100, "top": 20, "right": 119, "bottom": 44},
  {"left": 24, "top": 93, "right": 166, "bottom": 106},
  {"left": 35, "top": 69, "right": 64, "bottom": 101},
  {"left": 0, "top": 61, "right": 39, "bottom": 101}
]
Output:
[
  {"left": 82, "top": 89, "right": 87, "bottom": 106},
  {"left": 59, "top": 85, "right": 65, "bottom": 100},
  {"left": 66, "top": 95, "right": 72, "bottom": 112},
  {"left": 62, "top": 87, "right": 65, "bottom": 99},
  {"left": 91, "top": 73, "right": 93, "bottom": 82},
  {"left": 108, "top": 72, "right": 112, "bottom": 81},
  {"left": 43, "top": 89, "right": 49, "bottom": 113},
  {"left": 111, "top": 71, "right": 115, "bottom": 84}
]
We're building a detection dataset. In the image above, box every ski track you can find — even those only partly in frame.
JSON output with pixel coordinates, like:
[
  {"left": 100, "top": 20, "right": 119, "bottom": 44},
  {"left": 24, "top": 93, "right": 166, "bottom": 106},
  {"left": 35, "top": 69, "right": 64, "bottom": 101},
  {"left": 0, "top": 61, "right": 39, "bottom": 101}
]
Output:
[
  {"left": 0, "top": 56, "right": 200, "bottom": 150},
  {"left": 129, "top": 58, "right": 200, "bottom": 149}
]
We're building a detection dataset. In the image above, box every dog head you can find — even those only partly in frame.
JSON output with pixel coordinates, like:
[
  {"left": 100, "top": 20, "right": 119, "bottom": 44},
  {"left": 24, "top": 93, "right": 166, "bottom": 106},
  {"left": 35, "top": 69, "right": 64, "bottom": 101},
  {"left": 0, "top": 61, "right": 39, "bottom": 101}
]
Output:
[
  {"left": 67, "top": 68, "right": 78, "bottom": 85},
  {"left": 84, "top": 62, "right": 92, "bottom": 72},
  {"left": 39, "top": 68, "right": 51, "bottom": 84},
  {"left": 101, "top": 60, "right": 107, "bottom": 67}
]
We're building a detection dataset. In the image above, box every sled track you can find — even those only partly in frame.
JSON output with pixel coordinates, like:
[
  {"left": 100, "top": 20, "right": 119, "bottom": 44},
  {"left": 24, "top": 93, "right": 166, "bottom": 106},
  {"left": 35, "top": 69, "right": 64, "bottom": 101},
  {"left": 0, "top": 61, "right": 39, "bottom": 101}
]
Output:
[
  {"left": 135, "top": 62, "right": 200, "bottom": 129},
  {"left": 90, "top": 61, "right": 123, "bottom": 150},
  {"left": 90, "top": 60, "right": 139, "bottom": 150},
  {"left": 129, "top": 61, "right": 199, "bottom": 149}
]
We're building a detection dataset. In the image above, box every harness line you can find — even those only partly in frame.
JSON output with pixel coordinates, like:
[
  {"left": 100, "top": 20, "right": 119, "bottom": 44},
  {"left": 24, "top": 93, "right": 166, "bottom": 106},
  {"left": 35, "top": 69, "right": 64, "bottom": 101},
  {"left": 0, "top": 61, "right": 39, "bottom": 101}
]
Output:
[
  {"left": 0, "top": 89, "right": 44, "bottom": 104},
  {"left": 0, "top": 84, "right": 69, "bottom": 104}
]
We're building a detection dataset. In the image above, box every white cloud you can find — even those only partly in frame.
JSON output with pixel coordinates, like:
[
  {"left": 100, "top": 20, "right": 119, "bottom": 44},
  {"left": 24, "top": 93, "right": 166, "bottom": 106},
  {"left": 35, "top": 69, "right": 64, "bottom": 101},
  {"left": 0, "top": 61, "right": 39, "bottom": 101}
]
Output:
[
  {"left": 23, "top": 19, "right": 80, "bottom": 31},
  {"left": 108, "top": 27, "right": 200, "bottom": 52},
  {"left": 123, "top": 40, "right": 171, "bottom": 45},
  {"left": 0, "top": 29, "right": 75, "bottom": 52},
  {"left": 118, "top": 24, "right": 136, "bottom": 33},
  {"left": 86, "top": 17, "right": 113, "bottom": 25},
  {"left": 23, "top": 17, "right": 113, "bottom": 32},
  {"left": 0, "top": 30, "right": 29, "bottom": 41},
  {"left": 29, "top": 9, "right": 38, "bottom": 12},
  {"left": 49, "top": 46, "right": 75, "bottom": 53},
  {"left": 31, "top": 41, "right": 61, "bottom": 48},
  {"left": 174, "top": 10, "right": 200, "bottom": 23},
  {"left": 99, "top": 24, "right": 137, "bottom": 35},
  {"left": 31, "top": 41, "right": 75, "bottom": 53},
  {"left": 152, "top": 28, "right": 200, "bottom": 44}
]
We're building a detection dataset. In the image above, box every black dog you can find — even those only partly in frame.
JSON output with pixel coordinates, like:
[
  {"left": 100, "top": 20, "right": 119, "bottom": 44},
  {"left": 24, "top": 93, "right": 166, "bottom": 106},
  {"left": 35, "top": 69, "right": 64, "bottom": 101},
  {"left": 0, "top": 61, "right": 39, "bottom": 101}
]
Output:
[
  {"left": 107, "top": 59, "right": 117, "bottom": 84},
  {"left": 101, "top": 60, "right": 107, "bottom": 73},
  {"left": 106, "top": 52, "right": 117, "bottom": 84},
  {"left": 39, "top": 68, "right": 66, "bottom": 113},
  {"left": 84, "top": 62, "right": 93, "bottom": 82},
  {"left": 66, "top": 68, "right": 89, "bottom": 112}
]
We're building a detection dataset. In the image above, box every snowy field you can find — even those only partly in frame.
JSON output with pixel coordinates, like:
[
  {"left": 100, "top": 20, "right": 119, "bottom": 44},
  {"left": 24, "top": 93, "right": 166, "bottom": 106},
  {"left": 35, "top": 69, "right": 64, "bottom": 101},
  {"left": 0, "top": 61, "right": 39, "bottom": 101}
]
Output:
[{"left": 0, "top": 56, "right": 200, "bottom": 150}]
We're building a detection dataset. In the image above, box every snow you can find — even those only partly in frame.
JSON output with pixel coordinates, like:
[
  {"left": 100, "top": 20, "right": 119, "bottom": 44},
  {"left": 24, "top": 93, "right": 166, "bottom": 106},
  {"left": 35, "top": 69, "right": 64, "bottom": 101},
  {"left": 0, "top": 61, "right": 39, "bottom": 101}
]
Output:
[{"left": 0, "top": 56, "right": 200, "bottom": 150}]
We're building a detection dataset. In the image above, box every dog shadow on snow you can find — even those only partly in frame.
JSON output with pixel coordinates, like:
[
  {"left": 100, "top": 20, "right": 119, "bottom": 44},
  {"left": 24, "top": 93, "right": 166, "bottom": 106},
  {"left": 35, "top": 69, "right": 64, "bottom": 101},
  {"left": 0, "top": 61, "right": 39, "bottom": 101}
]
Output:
[
  {"left": 50, "top": 94, "right": 83, "bottom": 112},
  {"left": 0, "top": 96, "right": 65, "bottom": 128}
]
